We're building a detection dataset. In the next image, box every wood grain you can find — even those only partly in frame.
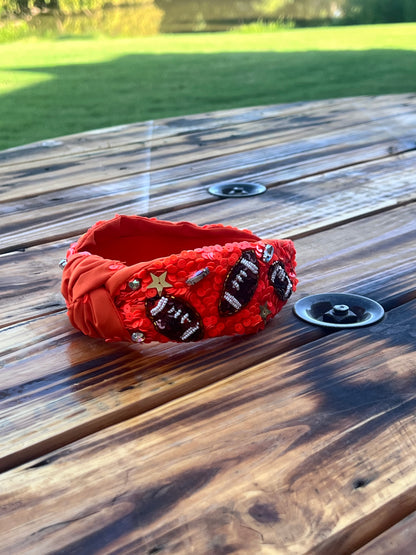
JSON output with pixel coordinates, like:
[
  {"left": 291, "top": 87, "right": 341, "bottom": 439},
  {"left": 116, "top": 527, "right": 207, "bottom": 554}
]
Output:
[
  {"left": 0, "top": 300, "right": 414, "bottom": 554},
  {"left": 1, "top": 147, "right": 416, "bottom": 255},
  {"left": 1, "top": 96, "right": 415, "bottom": 205},
  {"left": 355, "top": 511, "right": 416, "bottom": 555},
  {"left": 162, "top": 150, "right": 416, "bottom": 240},
  {"left": 0, "top": 99, "right": 315, "bottom": 166},
  {"left": 1, "top": 94, "right": 414, "bottom": 166},
  {"left": 1, "top": 199, "right": 415, "bottom": 327},
  {"left": 1, "top": 203, "right": 414, "bottom": 473}
]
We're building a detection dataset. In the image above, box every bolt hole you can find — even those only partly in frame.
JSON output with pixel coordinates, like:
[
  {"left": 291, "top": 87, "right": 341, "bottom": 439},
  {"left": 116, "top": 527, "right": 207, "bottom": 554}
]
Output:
[{"left": 353, "top": 478, "right": 370, "bottom": 489}]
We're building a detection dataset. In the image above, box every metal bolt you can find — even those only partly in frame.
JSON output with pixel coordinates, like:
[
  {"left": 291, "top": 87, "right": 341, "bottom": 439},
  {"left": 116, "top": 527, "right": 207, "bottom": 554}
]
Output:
[
  {"left": 229, "top": 186, "right": 247, "bottom": 195},
  {"left": 323, "top": 304, "right": 358, "bottom": 324},
  {"left": 333, "top": 304, "right": 349, "bottom": 315},
  {"left": 208, "top": 182, "right": 267, "bottom": 198}
]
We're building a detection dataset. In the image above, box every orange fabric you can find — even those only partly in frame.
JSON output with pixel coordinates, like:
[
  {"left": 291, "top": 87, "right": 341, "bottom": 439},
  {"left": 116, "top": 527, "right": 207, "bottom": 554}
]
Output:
[
  {"left": 71, "top": 215, "right": 259, "bottom": 266},
  {"left": 61, "top": 253, "right": 131, "bottom": 341},
  {"left": 61, "top": 215, "right": 296, "bottom": 343}
]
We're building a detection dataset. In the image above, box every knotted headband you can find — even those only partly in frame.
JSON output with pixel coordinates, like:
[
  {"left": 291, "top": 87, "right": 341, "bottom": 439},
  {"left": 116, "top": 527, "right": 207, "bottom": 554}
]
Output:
[{"left": 61, "top": 215, "right": 297, "bottom": 344}]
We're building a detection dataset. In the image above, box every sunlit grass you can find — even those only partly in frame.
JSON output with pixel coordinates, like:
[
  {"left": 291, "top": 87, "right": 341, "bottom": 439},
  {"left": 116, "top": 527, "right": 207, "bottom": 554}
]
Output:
[{"left": 0, "top": 23, "right": 415, "bottom": 149}]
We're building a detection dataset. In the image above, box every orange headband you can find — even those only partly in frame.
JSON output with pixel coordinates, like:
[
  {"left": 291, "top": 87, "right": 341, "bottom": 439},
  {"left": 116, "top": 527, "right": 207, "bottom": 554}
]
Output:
[{"left": 61, "top": 215, "right": 297, "bottom": 344}]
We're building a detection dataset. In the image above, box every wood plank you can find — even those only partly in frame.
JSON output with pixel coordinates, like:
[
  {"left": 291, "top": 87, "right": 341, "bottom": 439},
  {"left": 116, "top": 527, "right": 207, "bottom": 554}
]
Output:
[
  {"left": 1, "top": 94, "right": 413, "bottom": 166},
  {"left": 164, "top": 151, "right": 416, "bottom": 240},
  {"left": 1, "top": 148, "right": 415, "bottom": 255},
  {"left": 0, "top": 300, "right": 414, "bottom": 554},
  {"left": 1, "top": 98, "right": 415, "bottom": 204},
  {"left": 1, "top": 204, "right": 415, "bottom": 472},
  {"left": 0, "top": 239, "right": 73, "bottom": 327},
  {"left": 1, "top": 130, "right": 415, "bottom": 240},
  {"left": 0, "top": 100, "right": 313, "bottom": 166},
  {"left": 355, "top": 511, "right": 416, "bottom": 554},
  {"left": 1, "top": 200, "right": 415, "bottom": 327}
]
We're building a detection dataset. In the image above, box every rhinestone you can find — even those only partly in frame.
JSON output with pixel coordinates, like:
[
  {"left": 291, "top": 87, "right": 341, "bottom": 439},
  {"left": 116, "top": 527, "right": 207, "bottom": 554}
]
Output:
[
  {"left": 58, "top": 259, "right": 67, "bottom": 270},
  {"left": 186, "top": 267, "right": 210, "bottom": 286},
  {"left": 128, "top": 278, "right": 141, "bottom": 291},
  {"left": 262, "top": 244, "right": 274, "bottom": 263},
  {"left": 131, "top": 331, "right": 144, "bottom": 343}
]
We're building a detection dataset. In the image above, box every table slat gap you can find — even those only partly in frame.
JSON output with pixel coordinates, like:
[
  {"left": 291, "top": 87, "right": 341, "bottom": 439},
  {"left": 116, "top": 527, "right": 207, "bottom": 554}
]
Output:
[{"left": 354, "top": 509, "right": 416, "bottom": 555}]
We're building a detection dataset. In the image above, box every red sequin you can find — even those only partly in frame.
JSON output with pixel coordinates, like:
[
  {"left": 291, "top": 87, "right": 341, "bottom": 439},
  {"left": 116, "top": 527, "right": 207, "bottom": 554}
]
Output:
[{"left": 115, "top": 239, "right": 296, "bottom": 344}]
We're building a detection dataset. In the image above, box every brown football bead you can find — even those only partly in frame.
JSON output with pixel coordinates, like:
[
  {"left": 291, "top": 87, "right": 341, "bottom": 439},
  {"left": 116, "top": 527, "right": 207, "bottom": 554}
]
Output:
[
  {"left": 146, "top": 295, "right": 204, "bottom": 342},
  {"left": 268, "top": 261, "right": 292, "bottom": 301},
  {"left": 219, "top": 249, "right": 259, "bottom": 315}
]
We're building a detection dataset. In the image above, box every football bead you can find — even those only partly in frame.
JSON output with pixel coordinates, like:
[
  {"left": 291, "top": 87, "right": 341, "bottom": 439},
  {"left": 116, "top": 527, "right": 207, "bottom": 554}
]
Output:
[
  {"left": 268, "top": 261, "right": 293, "bottom": 301},
  {"left": 145, "top": 295, "right": 204, "bottom": 342},
  {"left": 219, "top": 250, "right": 259, "bottom": 315}
]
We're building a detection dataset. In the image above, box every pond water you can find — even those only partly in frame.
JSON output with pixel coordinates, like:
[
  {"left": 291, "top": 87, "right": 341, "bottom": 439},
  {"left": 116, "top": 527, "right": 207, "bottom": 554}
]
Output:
[
  {"left": 156, "top": 0, "right": 341, "bottom": 32},
  {"left": 9, "top": 0, "right": 342, "bottom": 38}
]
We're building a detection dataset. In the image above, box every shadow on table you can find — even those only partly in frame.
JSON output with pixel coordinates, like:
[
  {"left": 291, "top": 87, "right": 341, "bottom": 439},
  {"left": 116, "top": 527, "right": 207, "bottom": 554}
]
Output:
[{"left": 282, "top": 298, "right": 416, "bottom": 484}]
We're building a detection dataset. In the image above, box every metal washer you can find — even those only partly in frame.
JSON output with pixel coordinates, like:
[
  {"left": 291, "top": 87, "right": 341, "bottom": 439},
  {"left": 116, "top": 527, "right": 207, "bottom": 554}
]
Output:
[
  {"left": 208, "top": 182, "right": 266, "bottom": 198},
  {"left": 293, "top": 293, "right": 385, "bottom": 329}
]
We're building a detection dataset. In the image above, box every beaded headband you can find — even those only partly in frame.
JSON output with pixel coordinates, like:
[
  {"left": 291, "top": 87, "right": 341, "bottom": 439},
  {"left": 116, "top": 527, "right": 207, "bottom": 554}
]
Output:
[{"left": 61, "top": 215, "right": 297, "bottom": 344}]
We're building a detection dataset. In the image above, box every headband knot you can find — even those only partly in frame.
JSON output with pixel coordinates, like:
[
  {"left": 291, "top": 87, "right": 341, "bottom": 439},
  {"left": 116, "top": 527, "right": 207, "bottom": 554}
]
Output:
[{"left": 61, "top": 253, "right": 132, "bottom": 342}]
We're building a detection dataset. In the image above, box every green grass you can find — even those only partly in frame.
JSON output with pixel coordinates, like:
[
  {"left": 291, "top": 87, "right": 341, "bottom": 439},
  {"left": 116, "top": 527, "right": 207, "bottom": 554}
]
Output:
[{"left": 0, "top": 23, "right": 415, "bottom": 150}]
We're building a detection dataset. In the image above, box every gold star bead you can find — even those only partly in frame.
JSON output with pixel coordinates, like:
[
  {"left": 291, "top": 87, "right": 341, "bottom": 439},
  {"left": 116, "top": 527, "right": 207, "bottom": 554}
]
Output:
[
  {"left": 147, "top": 271, "right": 172, "bottom": 295},
  {"left": 260, "top": 303, "right": 272, "bottom": 321}
]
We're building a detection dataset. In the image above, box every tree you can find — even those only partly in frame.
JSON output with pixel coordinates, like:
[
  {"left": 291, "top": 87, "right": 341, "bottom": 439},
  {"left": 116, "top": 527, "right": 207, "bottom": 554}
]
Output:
[{"left": 342, "top": 0, "right": 416, "bottom": 24}]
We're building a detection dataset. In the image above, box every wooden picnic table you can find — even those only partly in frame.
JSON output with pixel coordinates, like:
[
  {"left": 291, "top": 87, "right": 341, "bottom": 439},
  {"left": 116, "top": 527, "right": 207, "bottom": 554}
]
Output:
[{"left": 0, "top": 93, "right": 415, "bottom": 554}]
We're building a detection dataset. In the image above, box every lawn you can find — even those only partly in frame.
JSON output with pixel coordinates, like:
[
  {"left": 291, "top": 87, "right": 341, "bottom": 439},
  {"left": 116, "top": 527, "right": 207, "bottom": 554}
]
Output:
[{"left": 0, "top": 23, "right": 415, "bottom": 150}]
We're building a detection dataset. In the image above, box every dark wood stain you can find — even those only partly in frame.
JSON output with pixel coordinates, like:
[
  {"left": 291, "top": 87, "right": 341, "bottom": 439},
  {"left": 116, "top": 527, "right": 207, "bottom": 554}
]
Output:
[
  {"left": 248, "top": 503, "right": 280, "bottom": 524},
  {"left": 56, "top": 466, "right": 220, "bottom": 554}
]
